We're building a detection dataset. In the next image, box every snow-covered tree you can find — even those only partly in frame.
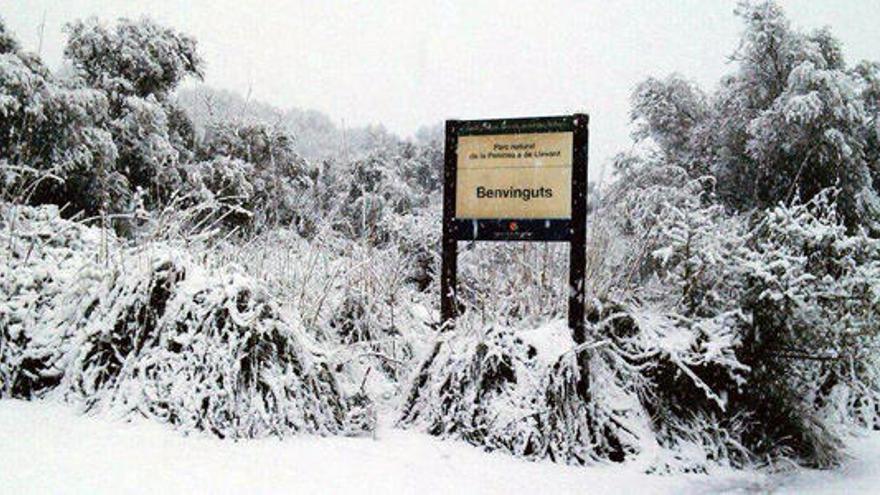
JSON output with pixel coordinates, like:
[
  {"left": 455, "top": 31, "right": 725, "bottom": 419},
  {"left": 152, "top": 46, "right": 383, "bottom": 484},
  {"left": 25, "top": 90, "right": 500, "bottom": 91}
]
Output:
[
  {"left": 64, "top": 17, "right": 202, "bottom": 100},
  {"left": 739, "top": 191, "right": 880, "bottom": 440},
  {"left": 627, "top": 0, "right": 880, "bottom": 232},
  {"left": 196, "top": 120, "right": 314, "bottom": 229},
  {"left": 630, "top": 74, "right": 709, "bottom": 175},
  {"left": 63, "top": 17, "right": 204, "bottom": 211},
  {"left": 0, "top": 18, "right": 118, "bottom": 215}
]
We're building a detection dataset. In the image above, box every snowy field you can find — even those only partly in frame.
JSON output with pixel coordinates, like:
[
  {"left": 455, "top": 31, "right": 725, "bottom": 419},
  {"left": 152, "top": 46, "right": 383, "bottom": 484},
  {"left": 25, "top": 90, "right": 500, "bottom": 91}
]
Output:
[{"left": 1, "top": 400, "right": 878, "bottom": 494}]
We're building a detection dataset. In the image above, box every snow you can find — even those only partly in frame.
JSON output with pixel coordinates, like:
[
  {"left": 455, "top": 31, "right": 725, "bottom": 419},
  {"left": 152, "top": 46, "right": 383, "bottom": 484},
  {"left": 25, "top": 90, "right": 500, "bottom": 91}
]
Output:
[
  {"left": 769, "top": 433, "right": 880, "bottom": 494},
  {"left": 0, "top": 399, "right": 780, "bottom": 495},
  {"left": 4, "top": 400, "right": 879, "bottom": 494}
]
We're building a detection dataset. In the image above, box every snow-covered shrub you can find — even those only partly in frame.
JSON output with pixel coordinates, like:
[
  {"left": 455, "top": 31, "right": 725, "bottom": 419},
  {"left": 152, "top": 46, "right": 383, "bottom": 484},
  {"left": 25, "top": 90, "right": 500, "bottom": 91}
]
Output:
[
  {"left": 112, "top": 95, "right": 183, "bottom": 203},
  {"left": 738, "top": 190, "right": 880, "bottom": 445},
  {"left": 0, "top": 203, "right": 373, "bottom": 438},
  {"left": 301, "top": 134, "right": 442, "bottom": 244},
  {"left": 183, "top": 156, "right": 256, "bottom": 228},
  {"left": 58, "top": 247, "right": 371, "bottom": 437},
  {"left": 604, "top": 0, "right": 880, "bottom": 462},
  {"left": 586, "top": 299, "right": 755, "bottom": 470},
  {"left": 616, "top": 184, "right": 879, "bottom": 467},
  {"left": 0, "top": 203, "right": 108, "bottom": 398},
  {"left": 210, "top": 226, "right": 436, "bottom": 408},
  {"left": 196, "top": 121, "right": 315, "bottom": 230},
  {"left": 396, "top": 295, "right": 750, "bottom": 471},
  {"left": 399, "top": 318, "right": 643, "bottom": 465},
  {"left": 598, "top": 169, "right": 760, "bottom": 464}
]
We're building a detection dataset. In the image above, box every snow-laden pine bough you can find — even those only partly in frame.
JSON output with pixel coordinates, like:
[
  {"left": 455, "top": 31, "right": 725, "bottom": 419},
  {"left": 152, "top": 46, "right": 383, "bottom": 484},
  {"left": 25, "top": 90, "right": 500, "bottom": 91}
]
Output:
[{"left": 0, "top": 203, "right": 373, "bottom": 438}]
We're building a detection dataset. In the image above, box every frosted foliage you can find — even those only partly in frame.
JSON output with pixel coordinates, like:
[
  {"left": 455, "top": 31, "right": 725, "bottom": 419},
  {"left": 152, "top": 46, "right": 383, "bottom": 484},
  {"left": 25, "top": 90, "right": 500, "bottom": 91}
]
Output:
[
  {"left": 578, "top": 160, "right": 878, "bottom": 467},
  {"left": 0, "top": 47, "right": 117, "bottom": 211},
  {"left": 0, "top": 204, "right": 106, "bottom": 397},
  {"left": 630, "top": 75, "right": 708, "bottom": 169},
  {"left": 64, "top": 17, "right": 203, "bottom": 99},
  {"left": 625, "top": 1, "right": 880, "bottom": 230},
  {"left": 0, "top": 204, "right": 372, "bottom": 438},
  {"left": 3, "top": 1, "right": 880, "bottom": 473},
  {"left": 742, "top": 191, "right": 880, "bottom": 431},
  {"left": 399, "top": 320, "right": 644, "bottom": 466},
  {"left": 116, "top": 96, "right": 178, "bottom": 171}
]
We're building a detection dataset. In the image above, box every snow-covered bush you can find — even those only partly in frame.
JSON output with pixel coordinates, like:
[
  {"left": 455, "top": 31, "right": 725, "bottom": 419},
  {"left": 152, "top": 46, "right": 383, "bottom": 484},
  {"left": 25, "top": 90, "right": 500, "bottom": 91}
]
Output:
[
  {"left": 608, "top": 180, "right": 879, "bottom": 467},
  {"left": 183, "top": 156, "right": 256, "bottom": 228},
  {"left": 325, "top": 242, "right": 431, "bottom": 390},
  {"left": 586, "top": 299, "right": 755, "bottom": 471},
  {"left": 196, "top": 121, "right": 315, "bottom": 230},
  {"left": 399, "top": 319, "right": 642, "bottom": 465},
  {"left": 738, "top": 191, "right": 880, "bottom": 445},
  {"left": 60, "top": 247, "right": 371, "bottom": 437},
  {"left": 397, "top": 297, "right": 756, "bottom": 471},
  {"left": 0, "top": 203, "right": 373, "bottom": 438},
  {"left": 0, "top": 203, "right": 108, "bottom": 398}
]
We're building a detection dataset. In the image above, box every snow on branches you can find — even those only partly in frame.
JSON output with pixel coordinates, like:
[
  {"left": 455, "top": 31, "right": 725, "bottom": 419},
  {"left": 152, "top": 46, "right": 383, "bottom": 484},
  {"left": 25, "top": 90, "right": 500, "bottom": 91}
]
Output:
[{"left": 0, "top": 203, "right": 373, "bottom": 438}]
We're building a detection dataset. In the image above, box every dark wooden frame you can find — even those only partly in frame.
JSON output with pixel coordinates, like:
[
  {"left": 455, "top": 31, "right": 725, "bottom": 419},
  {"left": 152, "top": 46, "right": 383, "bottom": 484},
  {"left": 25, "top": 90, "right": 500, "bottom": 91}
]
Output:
[{"left": 441, "top": 114, "right": 589, "bottom": 344}]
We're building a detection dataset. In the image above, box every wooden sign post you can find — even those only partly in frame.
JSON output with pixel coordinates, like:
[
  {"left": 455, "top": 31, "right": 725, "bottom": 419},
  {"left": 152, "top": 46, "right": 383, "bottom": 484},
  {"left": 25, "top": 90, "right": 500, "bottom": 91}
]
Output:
[{"left": 441, "top": 114, "right": 589, "bottom": 345}]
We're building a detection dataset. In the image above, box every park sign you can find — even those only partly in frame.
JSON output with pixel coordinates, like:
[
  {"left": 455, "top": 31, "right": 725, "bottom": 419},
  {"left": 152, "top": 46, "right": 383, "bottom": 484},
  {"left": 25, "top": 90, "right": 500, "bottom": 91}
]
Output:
[
  {"left": 455, "top": 130, "right": 573, "bottom": 221},
  {"left": 441, "top": 114, "right": 589, "bottom": 342},
  {"left": 444, "top": 115, "right": 587, "bottom": 241}
]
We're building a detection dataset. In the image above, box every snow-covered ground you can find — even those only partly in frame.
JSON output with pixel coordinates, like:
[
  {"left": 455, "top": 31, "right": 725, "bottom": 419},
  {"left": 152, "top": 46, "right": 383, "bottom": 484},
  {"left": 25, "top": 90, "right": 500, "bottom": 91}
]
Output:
[{"left": 1, "top": 400, "right": 877, "bottom": 494}]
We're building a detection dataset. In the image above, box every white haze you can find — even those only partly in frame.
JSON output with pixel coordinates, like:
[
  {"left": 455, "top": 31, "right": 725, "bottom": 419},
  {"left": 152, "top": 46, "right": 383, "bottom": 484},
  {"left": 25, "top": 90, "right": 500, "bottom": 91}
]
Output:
[{"left": 4, "top": 0, "right": 880, "bottom": 180}]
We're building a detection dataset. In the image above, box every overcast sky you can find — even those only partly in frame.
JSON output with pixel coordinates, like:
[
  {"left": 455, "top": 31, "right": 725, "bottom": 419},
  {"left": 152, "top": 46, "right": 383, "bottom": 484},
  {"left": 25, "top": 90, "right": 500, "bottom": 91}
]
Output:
[{"left": 4, "top": 1, "right": 880, "bottom": 180}]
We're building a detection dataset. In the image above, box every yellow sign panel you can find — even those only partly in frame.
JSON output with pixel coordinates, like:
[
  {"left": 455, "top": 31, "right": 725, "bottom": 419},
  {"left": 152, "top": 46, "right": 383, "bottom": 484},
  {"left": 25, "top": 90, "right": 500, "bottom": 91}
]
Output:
[{"left": 455, "top": 131, "right": 573, "bottom": 219}]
